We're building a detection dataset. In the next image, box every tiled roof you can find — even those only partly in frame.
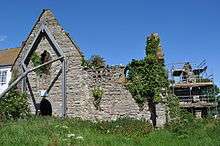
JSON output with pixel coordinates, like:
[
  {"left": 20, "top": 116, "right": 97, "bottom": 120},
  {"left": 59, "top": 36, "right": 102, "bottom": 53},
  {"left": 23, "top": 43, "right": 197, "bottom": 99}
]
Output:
[{"left": 0, "top": 48, "right": 20, "bottom": 66}]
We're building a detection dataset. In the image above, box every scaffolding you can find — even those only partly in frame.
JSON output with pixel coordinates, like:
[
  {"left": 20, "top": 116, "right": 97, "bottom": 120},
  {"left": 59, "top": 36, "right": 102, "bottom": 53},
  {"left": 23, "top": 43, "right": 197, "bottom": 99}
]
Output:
[{"left": 169, "top": 60, "right": 218, "bottom": 118}]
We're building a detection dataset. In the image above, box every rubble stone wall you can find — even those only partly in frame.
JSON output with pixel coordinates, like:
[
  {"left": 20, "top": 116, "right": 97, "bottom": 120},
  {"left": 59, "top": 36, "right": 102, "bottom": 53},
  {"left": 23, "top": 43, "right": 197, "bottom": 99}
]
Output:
[{"left": 12, "top": 9, "right": 167, "bottom": 126}]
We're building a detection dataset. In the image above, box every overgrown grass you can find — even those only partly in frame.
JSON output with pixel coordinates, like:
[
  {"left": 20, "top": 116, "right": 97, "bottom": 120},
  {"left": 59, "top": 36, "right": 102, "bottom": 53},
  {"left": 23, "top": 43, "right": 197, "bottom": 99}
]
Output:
[{"left": 0, "top": 116, "right": 220, "bottom": 146}]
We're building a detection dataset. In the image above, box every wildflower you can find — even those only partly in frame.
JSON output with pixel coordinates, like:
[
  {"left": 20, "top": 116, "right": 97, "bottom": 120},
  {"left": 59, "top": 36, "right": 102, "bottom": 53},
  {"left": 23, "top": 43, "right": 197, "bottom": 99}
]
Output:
[
  {"left": 62, "top": 125, "right": 68, "bottom": 129},
  {"left": 75, "top": 136, "right": 84, "bottom": 140},
  {"left": 67, "top": 133, "right": 75, "bottom": 138}
]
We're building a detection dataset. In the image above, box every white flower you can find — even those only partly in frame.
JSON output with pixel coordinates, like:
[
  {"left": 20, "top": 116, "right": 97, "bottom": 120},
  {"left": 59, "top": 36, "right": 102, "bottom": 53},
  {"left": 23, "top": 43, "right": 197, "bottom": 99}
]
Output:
[
  {"left": 67, "top": 133, "right": 75, "bottom": 138},
  {"left": 75, "top": 136, "right": 84, "bottom": 140},
  {"left": 62, "top": 125, "right": 68, "bottom": 129}
]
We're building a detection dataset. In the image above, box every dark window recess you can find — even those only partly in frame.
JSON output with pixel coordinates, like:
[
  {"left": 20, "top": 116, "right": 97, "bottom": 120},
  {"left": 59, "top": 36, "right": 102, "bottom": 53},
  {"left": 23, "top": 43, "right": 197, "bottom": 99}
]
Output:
[{"left": 41, "top": 50, "right": 52, "bottom": 74}]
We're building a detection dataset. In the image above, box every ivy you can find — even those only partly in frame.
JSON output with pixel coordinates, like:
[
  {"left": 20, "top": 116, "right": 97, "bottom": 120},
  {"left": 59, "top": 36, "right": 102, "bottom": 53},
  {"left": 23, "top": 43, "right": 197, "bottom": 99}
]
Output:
[
  {"left": 92, "top": 86, "right": 104, "bottom": 111},
  {"left": 166, "top": 94, "right": 181, "bottom": 119},
  {"left": 126, "top": 33, "right": 169, "bottom": 106},
  {"left": 31, "top": 52, "right": 45, "bottom": 75},
  {"left": 126, "top": 33, "right": 169, "bottom": 127}
]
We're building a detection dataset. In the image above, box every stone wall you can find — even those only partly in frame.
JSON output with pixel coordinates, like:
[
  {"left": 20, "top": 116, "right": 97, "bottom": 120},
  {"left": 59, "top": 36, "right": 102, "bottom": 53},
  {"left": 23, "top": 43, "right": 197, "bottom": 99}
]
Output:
[{"left": 12, "top": 9, "right": 167, "bottom": 127}]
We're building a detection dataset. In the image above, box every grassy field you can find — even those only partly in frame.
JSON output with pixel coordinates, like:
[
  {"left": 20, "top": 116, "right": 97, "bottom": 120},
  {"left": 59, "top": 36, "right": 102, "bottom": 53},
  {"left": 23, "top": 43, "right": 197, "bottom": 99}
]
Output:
[{"left": 0, "top": 116, "right": 220, "bottom": 146}]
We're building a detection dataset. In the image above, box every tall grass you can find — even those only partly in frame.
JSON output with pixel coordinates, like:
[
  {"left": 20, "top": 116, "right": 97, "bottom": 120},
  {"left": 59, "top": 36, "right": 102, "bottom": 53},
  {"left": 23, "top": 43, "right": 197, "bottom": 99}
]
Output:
[{"left": 0, "top": 116, "right": 220, "bottom": 146}]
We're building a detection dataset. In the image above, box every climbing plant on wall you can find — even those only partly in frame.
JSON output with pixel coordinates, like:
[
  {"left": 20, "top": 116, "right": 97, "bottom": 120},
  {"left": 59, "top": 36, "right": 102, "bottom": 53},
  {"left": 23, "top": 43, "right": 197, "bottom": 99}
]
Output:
[
  {"left": 31, "top": 51, "right": 52, "bottom": 75},
  {"left": 31, "top": 52, "right": 44, "bottom": 75},
  {"left": 126, "top": 33, "right": 169, "bottom": 127},
  {"left": 92, "top": 86, "right": 104, "bottom": 111}
]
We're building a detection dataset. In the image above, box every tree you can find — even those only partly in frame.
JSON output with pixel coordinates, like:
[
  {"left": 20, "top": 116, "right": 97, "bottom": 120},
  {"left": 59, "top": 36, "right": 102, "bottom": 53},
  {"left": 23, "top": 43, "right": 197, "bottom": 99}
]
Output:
[{"left": 126, "top": 33, "right": 169, "bottom": 127}]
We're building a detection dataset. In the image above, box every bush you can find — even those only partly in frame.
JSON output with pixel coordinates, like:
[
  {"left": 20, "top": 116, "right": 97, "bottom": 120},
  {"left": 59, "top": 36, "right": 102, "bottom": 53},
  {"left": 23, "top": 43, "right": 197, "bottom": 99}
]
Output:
[
  {"left": 81, "top": 55, "right": 106, "bottom": 69},
  {"left": 165, "top": 109, "right": 203, "bottom": 137},
  {"left": 165, "top": 94, "right": 207, "bottom": 137},
  {"left": 0, "top": 90, "right": 30, "bottom": 120}
]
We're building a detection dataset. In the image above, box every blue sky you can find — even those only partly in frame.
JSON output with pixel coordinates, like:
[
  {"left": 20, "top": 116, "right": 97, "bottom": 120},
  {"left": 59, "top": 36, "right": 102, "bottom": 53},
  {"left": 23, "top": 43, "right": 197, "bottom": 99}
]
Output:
[{"left": 0, "top": 0, "right": 220, "bottom": 85}]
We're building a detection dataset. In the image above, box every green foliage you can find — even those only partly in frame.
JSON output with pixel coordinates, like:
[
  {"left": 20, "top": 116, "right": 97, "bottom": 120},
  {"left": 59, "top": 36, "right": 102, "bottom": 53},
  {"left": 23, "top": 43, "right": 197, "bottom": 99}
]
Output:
[
  {"left": 92, "top": 86, "right": 104, "bottom": 110},
  {"left": 95, "top": 117, "right": 152, "bottom": 137},
  {"left": 31, "top": 52, "right": 44, "bottom": 75},
  {"left": 90, "top": 55, "right": 105, "bottom": 68},
  {"left": 166, "top": 110, "right": 196, "bottom": 137},
  {"left": 81, "top": 57, "right": 91, "bottom": 68},
  {"left": 1, "top": 117, "right": 220, "bottom": 146},
  {"left": 126, "top": 33, "right": 169, "bottom": 106},
  {"left": 31, "top": 52, "right": 41, "bottom": 67},
  {"left": 145, "top": 33, "right": 161, "bottom": 57},
  {"left": 165, "top": 94, "right": 202, "bottom": 137},
  {"left": 81, "top": 55, "right": 105, "bottom": 69},
  {"left": 165, "top": 112, "right": 220, "bottom": 141},
  {"left": 0, "top": 90, "right": 30, "bottom": 120},
  {"left": 166, "top": 94, "right": 181, "bottom": 119}
]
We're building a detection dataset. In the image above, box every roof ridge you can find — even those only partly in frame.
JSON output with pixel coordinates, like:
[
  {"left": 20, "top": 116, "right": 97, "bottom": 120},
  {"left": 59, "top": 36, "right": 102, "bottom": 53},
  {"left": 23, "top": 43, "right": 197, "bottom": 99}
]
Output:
[
  {"left": 0, "top": 48, "right": 21, "bottom": 66},
  {"left": 0, "top": 47, "right": 20, "bottom": 52}
]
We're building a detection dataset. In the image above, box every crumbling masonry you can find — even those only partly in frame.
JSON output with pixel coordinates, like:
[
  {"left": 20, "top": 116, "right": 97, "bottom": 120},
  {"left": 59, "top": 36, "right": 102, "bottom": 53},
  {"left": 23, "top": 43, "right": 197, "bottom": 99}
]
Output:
[{"left": 11, "top": 9, "right": 167, "bottom": 126}]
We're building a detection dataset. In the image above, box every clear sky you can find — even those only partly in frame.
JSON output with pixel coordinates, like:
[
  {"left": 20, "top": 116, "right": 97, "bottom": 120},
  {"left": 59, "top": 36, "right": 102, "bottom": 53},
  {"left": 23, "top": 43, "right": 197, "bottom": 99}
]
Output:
[{"left": 0, "top": 0, "right": 219, "bottom": 85}]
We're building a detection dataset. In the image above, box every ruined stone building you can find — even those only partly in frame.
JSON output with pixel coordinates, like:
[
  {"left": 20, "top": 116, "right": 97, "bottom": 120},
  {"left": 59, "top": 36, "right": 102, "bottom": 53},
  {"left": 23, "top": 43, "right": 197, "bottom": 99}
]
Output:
[{"left": 9, "top": 9, "right": 167, "bottom": 126}]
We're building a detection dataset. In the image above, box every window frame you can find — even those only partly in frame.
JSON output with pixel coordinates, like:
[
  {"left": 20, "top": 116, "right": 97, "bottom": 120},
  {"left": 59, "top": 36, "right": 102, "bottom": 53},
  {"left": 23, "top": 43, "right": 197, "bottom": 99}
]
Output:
[{"left": 0, "top": 70, "right": 7, "bottom": 85}]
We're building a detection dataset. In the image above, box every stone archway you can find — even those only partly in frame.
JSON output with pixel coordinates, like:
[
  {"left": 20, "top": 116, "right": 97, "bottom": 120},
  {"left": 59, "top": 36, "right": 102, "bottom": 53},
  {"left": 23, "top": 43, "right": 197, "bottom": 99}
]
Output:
[{"left": 39, "top": 98, "right": 52, "bottom": 116}]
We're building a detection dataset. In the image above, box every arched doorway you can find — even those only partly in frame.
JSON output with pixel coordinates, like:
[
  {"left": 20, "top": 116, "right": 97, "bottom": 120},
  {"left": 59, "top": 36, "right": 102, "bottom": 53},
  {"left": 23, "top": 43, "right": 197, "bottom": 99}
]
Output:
[{"left": 40, "top": 98, "right": 52, "bottom": 116}]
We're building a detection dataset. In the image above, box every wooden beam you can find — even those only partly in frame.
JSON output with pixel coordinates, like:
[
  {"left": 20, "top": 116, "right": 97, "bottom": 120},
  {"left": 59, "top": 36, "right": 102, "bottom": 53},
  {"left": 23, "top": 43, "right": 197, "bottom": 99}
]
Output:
[
  {"left": 23, "top": 29, "right": 43, "bottom": 65},
  {"left": 42, "top": 25, "right": 64, "bottom": 57},
  {"left": 174, "top": 82, "right": 213, "bottom": 88},
  {"left": 61, "top": 59, "right": 67, "bottom": 117},
  {"left": 46, "top": 68, "right": 62, "bottom": 94},
  {"left": 0, "top": 56, "right": 64, "bottom": 99},
  {"left": 26, "top": 77, "right": 37, "bottom": 110}
]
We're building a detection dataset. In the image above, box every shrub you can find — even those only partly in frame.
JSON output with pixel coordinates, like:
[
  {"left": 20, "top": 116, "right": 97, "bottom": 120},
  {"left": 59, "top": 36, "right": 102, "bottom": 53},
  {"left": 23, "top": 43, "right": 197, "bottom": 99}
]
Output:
[
  {"left": 89, "top": 55, "right": 105, "bottom": 68},
  {"left": 92, "top": 86, "right": 104, "bottom": 110},
  {"left": 0, "top": 90, "right": 30, "bottom": 120},
  {"left": 81, "top": 58, "right": 91, "bottom": 68},
  {"left": 81, "top": 55, "right": 106, "bottom": 69},
  {"left": 165, "top": 109, "right": 201, "bottom": 137}
]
